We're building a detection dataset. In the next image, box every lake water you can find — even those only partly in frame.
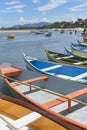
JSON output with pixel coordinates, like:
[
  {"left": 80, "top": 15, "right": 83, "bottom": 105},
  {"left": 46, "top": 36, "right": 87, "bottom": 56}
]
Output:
[{"left": 0, "top": 29, "right": 83, "bottom": 94}]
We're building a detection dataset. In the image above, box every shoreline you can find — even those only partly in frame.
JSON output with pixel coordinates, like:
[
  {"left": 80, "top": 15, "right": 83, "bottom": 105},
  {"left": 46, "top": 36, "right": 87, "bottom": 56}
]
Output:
[
  {"left": 0, "top": 28, "right": 83, "bottom": 33},
  {"left": 0, "top": 29, "right": 32, "bottom": 33}
]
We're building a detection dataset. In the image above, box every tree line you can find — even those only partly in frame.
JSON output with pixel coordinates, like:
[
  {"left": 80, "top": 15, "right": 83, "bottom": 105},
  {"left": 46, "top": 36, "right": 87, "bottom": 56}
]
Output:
[{"left": 0, "top": 18, "right": 87, "bottom": 30}]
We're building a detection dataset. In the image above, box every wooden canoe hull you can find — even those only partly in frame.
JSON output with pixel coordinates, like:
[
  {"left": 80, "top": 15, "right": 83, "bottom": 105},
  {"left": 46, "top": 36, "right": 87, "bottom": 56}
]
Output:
[
  {"left": 45, "top": 49, "right": 87, "bottom": 67},
  {"left": 65, "top": 47, "right": 87, "bottom": 58},
  {"left": 1, "top": 64, "right": 87, "bottom": 129}
]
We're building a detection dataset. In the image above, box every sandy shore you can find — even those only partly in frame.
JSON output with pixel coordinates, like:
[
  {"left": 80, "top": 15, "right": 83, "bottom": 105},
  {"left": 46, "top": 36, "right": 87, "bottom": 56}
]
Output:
[
  {"left": 0, "top": 28, "right": 83, "bottom": 33},
  {"left": 0, "top": 29, "right": 32, "bottom": 33}
]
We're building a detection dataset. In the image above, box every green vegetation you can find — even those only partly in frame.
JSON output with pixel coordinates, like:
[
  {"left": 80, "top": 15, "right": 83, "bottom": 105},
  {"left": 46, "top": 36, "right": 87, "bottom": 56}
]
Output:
[{"left": 46, "top": 18, "right": 87, "bottom": 29}]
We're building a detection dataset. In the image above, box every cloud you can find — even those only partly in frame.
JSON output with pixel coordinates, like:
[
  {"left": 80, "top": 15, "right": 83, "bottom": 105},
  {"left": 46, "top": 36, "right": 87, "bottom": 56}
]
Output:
[
  {"left": 19, "top": 17, "right": 50, "bottom": 23},
  {"left": 0, "top": 2, "right": 25, "bottom": 13},
  {"left": 0, "top": 4, "right": 25, "bottom": 13},
  {"left": 32, "top": 0, "right": 40, "bottom": 3},
  {"left": 0, "top": 1, "right": 25, "bottom": 13},
  {"left": 20, "top": 17, "right": 26, "bottom": 22},
  {"left": 6, "top": 1, "right": 21, "bottom": 5},
  {"left": 69, "top": 2, "right": 87, "bottom": 12},
  {"left": 6, "top": 5, "right": 25, "bottom": 10},
  {"left": 41, "top": 17, "right": 50, "bottom": 22},
  {"left": 0, "top": 8, "right": 23, "bottom": 13},
  {"left": 37, "top": 0, "right": 67, "bottom": 12}
]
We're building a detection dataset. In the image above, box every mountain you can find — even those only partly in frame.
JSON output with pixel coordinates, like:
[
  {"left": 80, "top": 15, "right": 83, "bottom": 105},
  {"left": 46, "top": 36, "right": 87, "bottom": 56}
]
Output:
[{"left": 13, "top": 22, "right": 51, "bottom": 28}]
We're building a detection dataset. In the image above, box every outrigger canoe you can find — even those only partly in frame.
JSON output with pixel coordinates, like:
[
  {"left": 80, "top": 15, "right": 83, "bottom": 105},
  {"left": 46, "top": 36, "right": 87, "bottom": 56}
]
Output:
[
  {"left": 23, "top": 53, "right": 87, "bottom": 85},
  {"left": 45, "top": 49, "right": 87, "bottom": 67},
  {"left": 0, "top": 94, "right": 65, "bottom": 130},
  {"left": 1, "top": 63, "right": 87, "bottom": 129}
]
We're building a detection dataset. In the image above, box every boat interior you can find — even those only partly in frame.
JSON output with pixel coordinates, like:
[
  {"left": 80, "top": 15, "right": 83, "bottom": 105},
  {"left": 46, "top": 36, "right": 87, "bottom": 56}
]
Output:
[{"left": 1, "top": 65, "right": 87, "bottom": 129}]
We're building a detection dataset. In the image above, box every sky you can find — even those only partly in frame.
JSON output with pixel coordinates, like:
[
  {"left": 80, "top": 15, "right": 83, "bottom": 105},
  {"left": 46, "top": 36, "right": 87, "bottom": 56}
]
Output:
[{"left": 0, "top": 0, "right": 87, "bottom": 27}]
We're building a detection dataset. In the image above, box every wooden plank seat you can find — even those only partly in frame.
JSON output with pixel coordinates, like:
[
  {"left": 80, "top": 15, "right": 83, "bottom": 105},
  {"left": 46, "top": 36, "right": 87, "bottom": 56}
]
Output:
[
  {"left": 42, "top": 97, "right": 67, "bottom": 108},
  {"left": 41, "top": 65, "right": 62, "bottom": 72},
  {"left": 71, "top": 72, "right": 87, "bottom": 80},
  {"left": 22, "top": 75, "right": 49, "bottom": 84},
  {"left": 73, "top": 61, "right": 87, "bottom": 65},
  {"left": 57, "top": 72, "right": 87, "bottom": 81},
  {"left": 12, "top": 75, "right": 48, "bottom": 92},
  {"left": 61, "top": 55, "right": 73, "bottom": 59},
  {"left": 50, "top": 54, "right": 58, "bottom": 56},
  {"left": 42, "top": 87, "right": 87, "bottom": 112},
  {"left": 55, "top": 55, "right": 73, "bottom": 60},
  {"left": 55, "top": 57, "right": 63, "bottom": 60},
  {"left": 66, "top": 87, "right": 87, "bottom": 112},
  {"left": 0, "top": 112, "right": 42, "bottom": 130}
]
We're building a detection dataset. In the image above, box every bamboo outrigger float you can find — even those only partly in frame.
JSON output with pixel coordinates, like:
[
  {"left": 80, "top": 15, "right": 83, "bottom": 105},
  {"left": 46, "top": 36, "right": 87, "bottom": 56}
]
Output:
[{"left": 1, "top": 63, "right": 87, "bottom": 129}]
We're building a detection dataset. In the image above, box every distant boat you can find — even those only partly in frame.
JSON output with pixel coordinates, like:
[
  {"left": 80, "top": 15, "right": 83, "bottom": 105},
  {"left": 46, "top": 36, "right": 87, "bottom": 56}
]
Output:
[
  {"left": 23, "top": 53, "right": 87, "bottom": 85},
  {"left": 1, "top": 63, "right": 87, "bottom": 129},
  {"left": 81, "top": 27, "right": 87, "bottom": 36},
  {"left": 60, "top": 29, "right": 64, "bottom": 33},
  {"left": 7, "top": 34, "right": 15, "bottom": 39},
  {"left": 45, "top": 32, "right": 52, "bottom": 37},
  {"left": 31, "top": 30, "right": 45, "bottom": 34},
  {"left": 45, "top": 49, "right": 87, "bottom": 67},
  {"left": 65, "top": 46, "right": 87, "bottom": 58},
  {"left": 69, "top": 30, "right": 72, "bottom": 34}
]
